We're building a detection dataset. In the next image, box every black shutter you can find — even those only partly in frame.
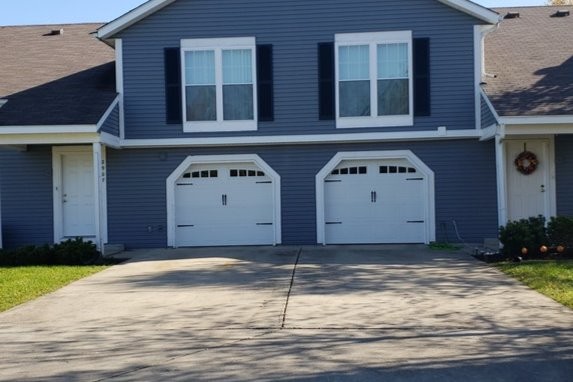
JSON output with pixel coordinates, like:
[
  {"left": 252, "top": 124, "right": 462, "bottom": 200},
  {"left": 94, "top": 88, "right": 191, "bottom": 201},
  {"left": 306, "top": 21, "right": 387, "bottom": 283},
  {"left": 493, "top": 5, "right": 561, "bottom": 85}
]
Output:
[
  {"left": 318, "top": 42, "right": 335, "bottom": 120},
  {"left": 164, "top": 47, "right": 182, "bottom": 124},
  {"left": 257, "top": 44, "right": 274, "bottom": 121},
  {"left": 413, "top": 38, "right": 431, "bottom": 117}
]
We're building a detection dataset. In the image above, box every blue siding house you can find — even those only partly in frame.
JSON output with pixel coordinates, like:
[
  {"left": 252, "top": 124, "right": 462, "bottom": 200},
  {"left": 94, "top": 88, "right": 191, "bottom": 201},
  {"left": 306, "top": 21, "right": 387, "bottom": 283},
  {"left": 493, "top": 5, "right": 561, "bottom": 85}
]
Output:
[{"left": 1, "top": 1, "right": 571, "bottom": 251}]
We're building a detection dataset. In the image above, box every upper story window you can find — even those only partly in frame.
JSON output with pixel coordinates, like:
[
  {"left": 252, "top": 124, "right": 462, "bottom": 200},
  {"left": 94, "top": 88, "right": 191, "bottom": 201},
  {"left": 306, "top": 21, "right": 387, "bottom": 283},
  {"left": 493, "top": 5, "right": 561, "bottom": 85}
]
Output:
[
  {"left": 335, "top": 31, "right": 413, "bottom": 129},
  {"left": 181, "top": 37, "right": 257, "bottom": 132}
]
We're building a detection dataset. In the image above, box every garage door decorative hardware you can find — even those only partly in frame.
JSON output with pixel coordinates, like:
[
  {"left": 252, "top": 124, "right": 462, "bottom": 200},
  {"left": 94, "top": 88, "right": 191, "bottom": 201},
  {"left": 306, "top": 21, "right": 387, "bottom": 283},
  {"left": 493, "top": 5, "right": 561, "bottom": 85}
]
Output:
[
  {"left": 514, "top": 150, "right": 538, "bottom": 175},
  {"left": 221, "top": 194, "right": 228, "bottom": 206},
  {"left": 256, "top": 181, "right": 272, "bottom": 184},
  {"left": 256, "top": 223, "right": 273, "bottom": 226},
  {"left": 406, "top": 178, "right": 424, "bottom": 181},
  {"left": 407, "top": 220, "right": 425, "bottom": 223},
  {"left": 177, "top": 224, "right": 195, "bottom": 227},
  {"left": 371, "top": 191, "right": 377, "bottom": 203},
  {"left": 326, "top": 221, "right": 342, "bottom": 225},
  {"left": 176, "top": 183, "right": 194, "bottom": 186},
  {"left": 325, "top": 179, "right": 342, "bottom": 183}
]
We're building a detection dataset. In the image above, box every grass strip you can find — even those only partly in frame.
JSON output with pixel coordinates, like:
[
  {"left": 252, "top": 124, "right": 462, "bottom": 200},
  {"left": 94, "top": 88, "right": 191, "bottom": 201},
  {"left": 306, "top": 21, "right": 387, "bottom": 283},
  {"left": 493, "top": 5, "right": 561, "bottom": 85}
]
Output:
[
  {"left": 0, "top": 266, "right": 108, "bottom": 312},
  {"left": 497, "top": 260, "right": 573, "bottom": 310}
]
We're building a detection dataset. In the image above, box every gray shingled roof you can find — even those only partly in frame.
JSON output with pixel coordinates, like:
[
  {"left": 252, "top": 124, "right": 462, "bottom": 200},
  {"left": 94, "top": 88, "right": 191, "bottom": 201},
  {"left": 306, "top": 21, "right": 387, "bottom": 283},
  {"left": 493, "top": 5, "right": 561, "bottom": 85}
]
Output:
[
  {"left": 0, "top": 23, "right": 116, "bottom": 126},
  {"left": 484, "top": 6, "right": 573, "bottom": 117}
]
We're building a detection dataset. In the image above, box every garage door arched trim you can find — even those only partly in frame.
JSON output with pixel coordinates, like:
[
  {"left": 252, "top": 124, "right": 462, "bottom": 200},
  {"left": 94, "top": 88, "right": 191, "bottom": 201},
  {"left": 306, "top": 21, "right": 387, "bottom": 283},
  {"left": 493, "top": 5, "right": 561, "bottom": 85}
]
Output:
[
  {"left": 166, "top": 154, "right": 282, "bottom": 247},
  {"left": 316, "top": 150, "right": 435, "bottom": 245}
]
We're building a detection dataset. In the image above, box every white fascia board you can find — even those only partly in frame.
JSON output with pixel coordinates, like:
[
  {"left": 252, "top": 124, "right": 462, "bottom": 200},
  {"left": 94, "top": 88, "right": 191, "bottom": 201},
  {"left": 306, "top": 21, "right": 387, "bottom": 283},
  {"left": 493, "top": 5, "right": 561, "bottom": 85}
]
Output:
[
  {"left": 500, "top": 116, "right": 573, "bottom": 125},
  {"left": 96, "top": 96, "right": 121, "bottom": 131},
  {"left": 505, "top": 124, "right": 573, "bottom": 136},
  {"left": 121, "top": 129, "right": 482, "bottom": 148},
  {"left": 437, "top": 0, "right": 501, "bottom": 24},
  {"left": 0, "top": 125, "right": 98, "bottom": 134},
  {"left": 0, "top": 133, "right": 100, "bottom": 145},
  {"left": 97, "top": 0, "right": 176, "bottom": 39}
]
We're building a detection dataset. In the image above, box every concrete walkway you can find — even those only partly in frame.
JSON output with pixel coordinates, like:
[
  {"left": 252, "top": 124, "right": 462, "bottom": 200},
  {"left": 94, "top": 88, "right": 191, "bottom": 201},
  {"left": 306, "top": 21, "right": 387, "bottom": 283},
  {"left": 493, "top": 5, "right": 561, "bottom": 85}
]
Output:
[{"left": 1, "top": 245, "right": 572, "bottom": 381}]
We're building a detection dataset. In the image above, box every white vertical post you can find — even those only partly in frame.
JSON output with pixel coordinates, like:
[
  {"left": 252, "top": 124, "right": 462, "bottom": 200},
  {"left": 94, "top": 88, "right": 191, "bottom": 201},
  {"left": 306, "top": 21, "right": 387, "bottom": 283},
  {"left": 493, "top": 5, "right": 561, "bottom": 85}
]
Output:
[
  {"left": 92, "top": 143, "right": 103, "bottom": 254},
  {"left": 495, "top": 130, "right": 507, "bottom": 226}
]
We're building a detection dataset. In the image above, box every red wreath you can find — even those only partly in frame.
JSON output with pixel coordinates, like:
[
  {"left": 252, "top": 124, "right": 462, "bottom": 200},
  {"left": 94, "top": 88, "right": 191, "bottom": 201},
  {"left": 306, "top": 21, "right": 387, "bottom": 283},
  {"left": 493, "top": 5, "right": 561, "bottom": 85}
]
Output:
[{"left": 514, "top": 151, "right": 538, "bottom": 175}]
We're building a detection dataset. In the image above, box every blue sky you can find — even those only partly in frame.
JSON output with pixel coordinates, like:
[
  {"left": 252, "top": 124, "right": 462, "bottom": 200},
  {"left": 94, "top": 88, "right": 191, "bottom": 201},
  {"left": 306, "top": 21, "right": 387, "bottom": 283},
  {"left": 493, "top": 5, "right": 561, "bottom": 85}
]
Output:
[{"left": 0, "top": 0, "right": 548, "bottom": 26}]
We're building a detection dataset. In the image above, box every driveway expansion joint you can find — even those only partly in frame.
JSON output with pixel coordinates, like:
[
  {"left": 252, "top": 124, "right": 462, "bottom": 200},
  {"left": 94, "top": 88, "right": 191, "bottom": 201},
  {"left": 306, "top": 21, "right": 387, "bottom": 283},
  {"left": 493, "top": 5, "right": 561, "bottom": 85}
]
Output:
[{"left": 281, "top": 247, "right": 302, "bottom": 329}]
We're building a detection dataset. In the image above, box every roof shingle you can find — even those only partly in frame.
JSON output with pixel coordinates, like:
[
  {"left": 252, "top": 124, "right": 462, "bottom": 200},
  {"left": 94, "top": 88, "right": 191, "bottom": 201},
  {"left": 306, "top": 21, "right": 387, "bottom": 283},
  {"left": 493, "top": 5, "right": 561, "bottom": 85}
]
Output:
[
  {"left": 484, "top": 6, "right": 573, "bottom": 117},
  {"left": 0, "top": 23, "right": 116, "bottom": 126}
]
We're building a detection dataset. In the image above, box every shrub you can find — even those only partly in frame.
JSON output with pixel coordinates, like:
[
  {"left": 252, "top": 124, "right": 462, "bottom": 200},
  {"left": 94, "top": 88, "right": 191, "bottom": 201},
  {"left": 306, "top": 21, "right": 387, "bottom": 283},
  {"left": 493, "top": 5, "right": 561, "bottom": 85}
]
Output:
[
  {"left": 0, "top": 238, "right": 101, "bottom": 266},
  {"left": 499, "top": 215, "right": 547, "bottom": 257},
  {"left": 53, "top": 238, "right": 100, "bottom": 265},
  {"left": 547, "top": 216, "right": 573, "bottom": 249}
]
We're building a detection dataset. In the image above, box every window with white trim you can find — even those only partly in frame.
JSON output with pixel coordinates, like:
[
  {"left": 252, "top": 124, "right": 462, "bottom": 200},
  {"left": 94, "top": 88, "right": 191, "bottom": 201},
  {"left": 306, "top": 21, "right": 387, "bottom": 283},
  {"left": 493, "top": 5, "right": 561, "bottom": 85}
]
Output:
[
  {"left": 335, "top": 31, "right": 413, "bottom": 128},
  {"left": 181, "top": 37, "right": 257, "bottom": 132}
]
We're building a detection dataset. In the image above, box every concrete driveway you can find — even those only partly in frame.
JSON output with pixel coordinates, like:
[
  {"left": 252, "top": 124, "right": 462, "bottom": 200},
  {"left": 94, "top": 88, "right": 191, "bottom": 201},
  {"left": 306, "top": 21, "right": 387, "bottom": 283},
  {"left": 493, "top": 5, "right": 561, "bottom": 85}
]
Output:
[{"left": 1, "top": 245, "right": 572, "bottom": 381}]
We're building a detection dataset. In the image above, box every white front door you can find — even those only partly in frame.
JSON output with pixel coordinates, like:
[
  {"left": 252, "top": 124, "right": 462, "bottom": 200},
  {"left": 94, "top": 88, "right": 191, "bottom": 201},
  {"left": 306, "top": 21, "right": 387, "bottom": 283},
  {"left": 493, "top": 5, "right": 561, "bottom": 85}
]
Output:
[
  {"left": 174, "top": 162, "right": 275, "bottom": 246},
  {"left": 506, "top": 139, "right": 551, "bottom": 221},
  {"left": 324, "top": 158, "right": 427, "bottom": 244},
  {"left": 54, "top": 149, "right": 96, "bottom": 239}
]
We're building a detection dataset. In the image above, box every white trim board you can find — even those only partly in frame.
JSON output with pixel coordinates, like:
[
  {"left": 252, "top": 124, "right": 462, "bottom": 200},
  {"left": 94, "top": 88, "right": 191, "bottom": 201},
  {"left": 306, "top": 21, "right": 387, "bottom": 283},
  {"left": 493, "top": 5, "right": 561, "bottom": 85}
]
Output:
[
  {"left": 315, "top": 150, "right": 436, "bottom": 245},
  {"left": 437, "top": 0, "right": 500, "bottom": 24},
  {"left": 501, "top": 116, "right": 573, "bottom": 125},
  {"left": 98, "top": 0, "right": 499, "bottom": 40},
  {"left": 165, "top": 154, "right": 282, "bottom": 247},
  {"left": 0, "top": 133, "right": 101, "bottom": 146},
  {"left": 0, "top": 125, "right": 97, "bottom": 134},
  {"left": 98, "top": 0, "right": 177, "bottom": 39},
  {"left": 122, "top": 129, "right": 482, "bottom": 148}
]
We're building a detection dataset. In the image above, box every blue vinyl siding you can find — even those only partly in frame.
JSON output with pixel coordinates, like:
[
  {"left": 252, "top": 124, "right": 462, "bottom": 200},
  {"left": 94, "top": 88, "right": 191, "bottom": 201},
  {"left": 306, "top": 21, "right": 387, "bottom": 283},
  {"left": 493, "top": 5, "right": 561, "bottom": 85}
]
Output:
[
  {"left": 480, "top": 93, "right": 497, "bottom": 129},
  {"left": 117, "top": 0, "right": 483, "bottom": 139},
  {"left": 106, "top": 140, "right": 498, "bottom": 248},
  {"left": 0, "top": 146, "right": 53, "bottom": 248},
  {"left": 556, "top": 135, "right": 573, "bottom": 217},
  {"left": 99, "top": 104, "right": 120, "bottom": 137}
]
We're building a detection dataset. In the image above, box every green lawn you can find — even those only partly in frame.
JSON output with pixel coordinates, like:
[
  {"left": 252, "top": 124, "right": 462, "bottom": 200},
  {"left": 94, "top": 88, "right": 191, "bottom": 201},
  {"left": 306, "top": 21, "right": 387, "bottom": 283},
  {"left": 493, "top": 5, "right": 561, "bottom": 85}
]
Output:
[
  {"left": 0, "top": 266, "right": 108, "bottom": 312},
  {"left": 496, "top": 260, "right": 573, "bottom": 310}
]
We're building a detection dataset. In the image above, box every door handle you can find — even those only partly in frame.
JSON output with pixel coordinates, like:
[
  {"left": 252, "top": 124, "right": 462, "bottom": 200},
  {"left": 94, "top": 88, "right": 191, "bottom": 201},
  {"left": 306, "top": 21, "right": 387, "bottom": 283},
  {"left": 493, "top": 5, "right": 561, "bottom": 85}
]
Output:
[
  {"left": 222, "top": 194, "right": 228, "bottom": 206},
  {"left": 371, "top": 191, "right": 377, "bottom": 203},
  {"left": 540, "top": 185, "right": 545, "bottom": 193}
]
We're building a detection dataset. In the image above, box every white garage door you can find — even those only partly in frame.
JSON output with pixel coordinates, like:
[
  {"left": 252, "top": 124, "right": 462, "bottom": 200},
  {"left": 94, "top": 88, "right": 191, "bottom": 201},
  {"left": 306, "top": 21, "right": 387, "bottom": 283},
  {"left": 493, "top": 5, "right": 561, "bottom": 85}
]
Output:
[
  {"left": 174, "top": 162, "right": 275, "bottom": 247},
  {"left": 324, "top": 158, "right": 427, "bottom": 244}
]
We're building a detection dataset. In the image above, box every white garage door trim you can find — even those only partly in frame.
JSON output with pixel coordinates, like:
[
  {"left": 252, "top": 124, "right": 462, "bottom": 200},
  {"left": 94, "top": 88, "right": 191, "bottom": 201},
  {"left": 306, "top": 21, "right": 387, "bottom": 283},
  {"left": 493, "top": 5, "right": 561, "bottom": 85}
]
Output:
[
  {"left": 316, "top": 150, "right": 436, "bottom": 245},
  {"left": 166, "top": 154, "right": 282, "bottom": 247}
]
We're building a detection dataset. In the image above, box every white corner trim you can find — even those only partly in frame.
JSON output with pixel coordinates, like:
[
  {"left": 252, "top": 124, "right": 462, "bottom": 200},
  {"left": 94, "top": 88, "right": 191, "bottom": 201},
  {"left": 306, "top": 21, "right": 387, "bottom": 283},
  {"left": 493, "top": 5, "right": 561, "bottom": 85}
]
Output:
[
  {"left": 96, "top": 96, "right": 120, "bottom": 131},
  {"left": 437, "top": 0, "right": 500, "bottom": 24},
  {"left": 315, "top": 150, "right": 436, "bottom": 245},
  {"left": 115, "top": 38, "right": 126, "bottom": 140},
  {"left": 500, "top": 116, "right": 573, "bottom": 125},
  {"left": 474, "top": 25, "right": 482, "bottom": 131},
  {"left": 165, "top": 154, "right": 282, "bottom": 247},
  {"left": 97, "top": 0, "right": 177, "bottom": 39}
]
